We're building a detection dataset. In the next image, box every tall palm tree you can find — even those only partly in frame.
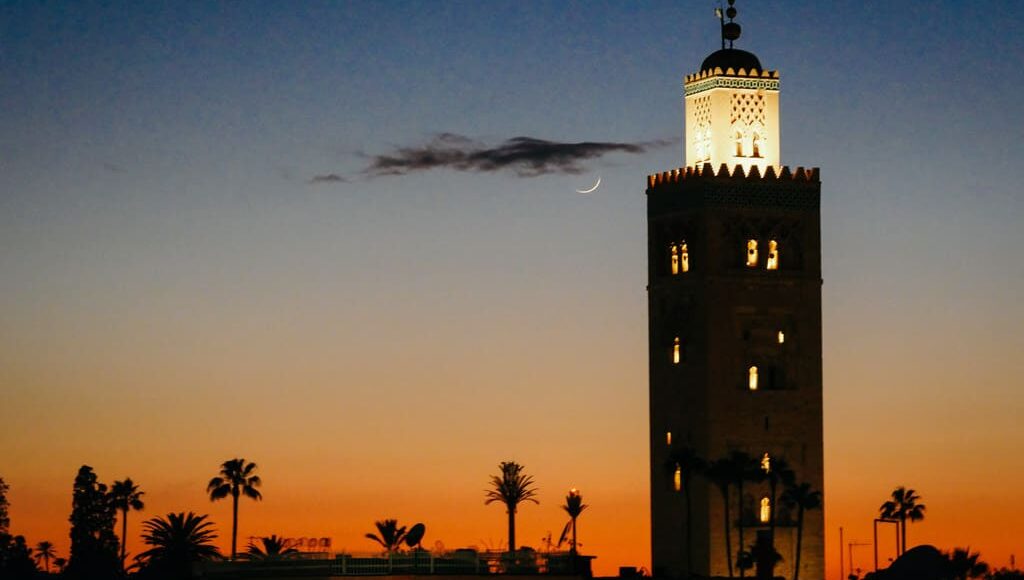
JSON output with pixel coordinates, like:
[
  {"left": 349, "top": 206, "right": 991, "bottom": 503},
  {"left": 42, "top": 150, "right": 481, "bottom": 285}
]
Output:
[
  {"left": 763, "top": 457, "right": 794, "bottom": 554},
  {"left": 137, "top": 512, "right": 221, "bottom": 578},
  {"left": 705, "top": 457, "right": 737, "bottom": 578},
  {"left": 207, "top": 458, "right": 262, "bottom": 560},
  {"left": 780, "top": 482, "right": 821, "bottom": 580},
  {"left": 365, "top": 519, "right": 408, "bottom": 554},
  {"left": 878, "top": 486, "right": 925, "bottom": 555},
  {"left": 561, "top": 489, "right": 588, "bottom": 558},
  {"left": 729, "top": 451, "right": 762, "bottom": 578},
  {"left": 484, "top": 460, "right": 539, "bottom": 557},
  {"left": 111, "top": 478, "right": 145, "bottom": 565},
  {"left": 34, "top": 540, "right": 56, "bottom": 573},
  {"left": 947, "top": 547, "right": 989, "bottom": 580},
  {"left": 667, "top": 445, "right": 705, "bottom": 578},
  {"left": 245, "top": 535, "right": 299, "bottom": 560}
]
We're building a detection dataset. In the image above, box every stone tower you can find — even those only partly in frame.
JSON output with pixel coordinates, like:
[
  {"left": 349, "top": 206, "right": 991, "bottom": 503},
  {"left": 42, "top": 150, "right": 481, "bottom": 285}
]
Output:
[{"left": 646, "top": 4, "right": 824, "bottom": 579}]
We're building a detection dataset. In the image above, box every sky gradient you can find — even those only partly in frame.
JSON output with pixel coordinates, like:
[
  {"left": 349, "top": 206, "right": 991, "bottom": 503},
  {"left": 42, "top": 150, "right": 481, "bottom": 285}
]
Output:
[{"left": 2, "top": 1, "right": 1023, "bottom": 577}]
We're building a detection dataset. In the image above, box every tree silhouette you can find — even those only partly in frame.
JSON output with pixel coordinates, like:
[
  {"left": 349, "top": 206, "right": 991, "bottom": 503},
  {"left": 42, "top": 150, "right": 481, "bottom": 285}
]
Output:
[
  {"left": 878, "top": 486, "right": 925, "bottom": 555},
  {"left": 365, "top": 519, "right": 408, "bottom": 554},
  {"left": 705, "top": 457, "right": 737, "bottom": 578},
  {"left": 484, "top": 461, "right": 539, "bottom": 557},
  {"left": 763, "top": 456, "right": 794, "bottom": 558},
  {"left": 0, "top": 533, "right": 37, "bottom": 579},
  {"left": 136, "top": 512, "right": 221, "bottom": 579},
  {"left": 780, "top": 482, "right": 821, "bottom": 580},
  {"left": 667, "top": 445, "right": 705, "bottom": 578},
  {"left": 946, "top": 547, "right": 988, "bottom": 580},
  {"left": 207, "top": 458, "right": 262, "bottom": 560},
  {"left": 245, "top": 535, "right": 299, "bottom": 560},
  {"left": 0, "top": 478, "right": 9, "bottom": 535},
  {"left": 729, "top": 451, "right": 763, "bottom": 578},
  {"left": 66, "top": 465, "right": 120, "bottom": 580},
  {"left": 34, "top": 540, "right": 56, "bottom": 573},
  {"left": 110, "top": 478, "right": 145, "bottom": 566},
  {"left": 561, "top": 489, "right": 588, "bottom": 560}
]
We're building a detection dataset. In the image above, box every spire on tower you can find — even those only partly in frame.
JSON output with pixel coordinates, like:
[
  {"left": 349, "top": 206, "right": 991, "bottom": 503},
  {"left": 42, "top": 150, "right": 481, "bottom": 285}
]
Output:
[{"left": 716, "top": 0, "right": 742, "bottom": 49}]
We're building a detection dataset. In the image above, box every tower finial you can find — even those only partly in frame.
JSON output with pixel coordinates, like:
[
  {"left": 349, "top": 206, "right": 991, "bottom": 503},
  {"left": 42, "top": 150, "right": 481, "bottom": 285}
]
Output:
[{"left": 718, "top": 0, "right": 741, "bottom": 49}]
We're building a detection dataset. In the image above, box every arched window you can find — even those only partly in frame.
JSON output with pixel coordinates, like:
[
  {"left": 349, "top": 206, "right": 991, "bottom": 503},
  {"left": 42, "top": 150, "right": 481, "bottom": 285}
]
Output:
[
  {"left": 670, "top": 243, "right": 679, "bottom": 275},
  {"left": 766, "top": 240, "right": 779, "bottom": 270},
  {"left": 680, "top": 241, "right": 689, "bottom": 272},
  {"left": 746, "top": 239, "right": 758, "bottom": 267},
  {"left": 752, "top": 133, "right": 762, "bottom": 158},
  {"left": 734, "top": 131, "right": 745, "bottom": 157},
  {"left": 673, "top": 465, "right": 682, "bottom": 492},
  {"left": 760, "top": 497, "right": 771, "bottom": 523},
  {"left": 761, "top": 452, "right": 771, "bottom": 474},
  {"left": 666, "top": 431, "right": 672, "bottom": 446},
  {"left": 777, "top": 330, "right": 786, "bottom": 344},
  {"left": 673, "top": 337, "right": 681, "bottom": 364},
  {"left": 748, "top": 366, "right": 759, "bottom": 390}
]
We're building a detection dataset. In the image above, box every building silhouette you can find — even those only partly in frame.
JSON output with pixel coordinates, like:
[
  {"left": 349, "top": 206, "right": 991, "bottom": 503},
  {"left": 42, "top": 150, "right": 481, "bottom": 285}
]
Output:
[{"left": 646, "top": 4, "right": 824, "bottom": 578}]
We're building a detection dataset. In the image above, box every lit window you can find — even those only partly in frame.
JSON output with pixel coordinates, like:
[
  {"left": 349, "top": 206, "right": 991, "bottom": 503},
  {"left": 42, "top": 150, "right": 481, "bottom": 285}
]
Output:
[
  {"left": 673, "top": 465, "right": 682, "bottom": 492},
  {"left": 680, "top": 242, "right": 689, "bottom": 272},
  {"left": 759, "top": 497, "right": 771, "bottom": 523},
  {"left": 746, "top": 240, "right": 758, "bottom": 267},
  {"left": 670, "top": 244, "right": 679, "bottom": 275},
  {"left": 673, "top": 337, "right": 681, "bottom": 364},
  {"left": 666, "top": 432, "right": 672, "bottom": 446},
  {"left": 752, "top": 134, "right": 762, "bottom": 158},
  {"left": 748, "top": 366, "right": 759, "bottom": 390},
  {"left": 734, "top": 131, "right": 744, "bottom": 157},
  {"left": 777, "top": 330, "right": 785, "bottom": 344},
  {"left": 761, "top": 452, "right": 771, "bottom": 474},
  {"left": 766, "top": 240, "right": 778, "bottom": 270}
]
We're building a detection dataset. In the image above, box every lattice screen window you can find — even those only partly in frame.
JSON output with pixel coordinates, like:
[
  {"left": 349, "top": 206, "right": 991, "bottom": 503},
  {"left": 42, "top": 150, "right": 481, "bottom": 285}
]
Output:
[{"left": 692, "top": 96, "right": 712, "bottom": 163}]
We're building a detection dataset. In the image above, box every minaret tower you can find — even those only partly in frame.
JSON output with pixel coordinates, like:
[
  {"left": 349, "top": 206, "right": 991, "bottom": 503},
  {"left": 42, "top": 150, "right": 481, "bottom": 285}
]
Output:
[{"left": 646, "top": 2, "right": 824, "bottom": 578}]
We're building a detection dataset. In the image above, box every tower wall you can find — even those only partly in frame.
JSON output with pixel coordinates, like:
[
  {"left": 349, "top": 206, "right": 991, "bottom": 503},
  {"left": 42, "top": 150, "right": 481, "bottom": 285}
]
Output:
[{"left": 647, "top": 165, "right": 824, "bottom": 580}]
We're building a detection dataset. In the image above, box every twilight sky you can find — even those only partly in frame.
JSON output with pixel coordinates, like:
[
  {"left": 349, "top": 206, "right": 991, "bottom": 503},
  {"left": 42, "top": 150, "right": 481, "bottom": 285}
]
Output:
[{"left": 2, "top": 1, "right": 1023, "bottom": 577}]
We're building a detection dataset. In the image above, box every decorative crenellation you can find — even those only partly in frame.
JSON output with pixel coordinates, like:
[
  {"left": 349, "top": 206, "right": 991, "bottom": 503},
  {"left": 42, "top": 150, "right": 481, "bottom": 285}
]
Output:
[
  {"left": 684, "top": 68, "right": 779, "bottom": 96},
  {"left": 646, "top": 163, "right": 819, "bottom": 189}
]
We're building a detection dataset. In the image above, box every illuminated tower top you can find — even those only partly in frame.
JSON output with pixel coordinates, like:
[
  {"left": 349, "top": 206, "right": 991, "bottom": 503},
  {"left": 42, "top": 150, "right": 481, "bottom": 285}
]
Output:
[{"left": 684, "top": 0, "right": 780, "bottom": 174}]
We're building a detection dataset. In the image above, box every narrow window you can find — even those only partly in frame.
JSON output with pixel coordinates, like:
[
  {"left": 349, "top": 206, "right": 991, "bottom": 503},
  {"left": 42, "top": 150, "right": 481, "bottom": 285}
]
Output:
[
  {"left": 666, "top": 431, "right": 672, "bottom": 446},
  {"left": 734, "top": 131, "right": 744, "bottom": 157},
  {"left": 748, "top": 366, "right": 759, "bottom": 390},
  {"left": 766, "top": 240, "right": 779, "bottom": 270},
  {"left": 759, "top": 497, "right": 771, "bottom": 523},
  {"left": 673, "top": 465, "right": 682, "bottom": 492},
  {"left": 746, "top": 239, "right": 758, "bottom": 267},
  {"left": 673, "top": 337, "right": 681, "bottom": 364},
  {"left": 752, "top": 134, "right": 762, "bottom": 158},
  {"left": 761, "top": 452, "right": 771, "bottom": 474},
  {"left": 777, "top": 330, "right": 785, "bottom": 344},
  {"left": 670, "top": 243, "right": 679, "bottom": 275},
  {"left": 680, "top": 241, "right": 689, "bottom": 272}
]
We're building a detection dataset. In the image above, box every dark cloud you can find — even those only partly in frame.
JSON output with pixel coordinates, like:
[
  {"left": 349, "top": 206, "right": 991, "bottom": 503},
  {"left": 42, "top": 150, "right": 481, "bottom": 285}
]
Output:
[
  {"left": 308, "top": 173, "right": 347, "bottom": 184},
  {"left": 364, "top": 133, "right": 675, "bottom": 178}
]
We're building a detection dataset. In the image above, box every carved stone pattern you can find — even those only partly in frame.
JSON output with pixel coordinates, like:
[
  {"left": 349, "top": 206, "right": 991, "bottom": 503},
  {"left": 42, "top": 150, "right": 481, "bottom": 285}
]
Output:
[{"left": 685, "top": 77, "right": 779, "bottom": 96}]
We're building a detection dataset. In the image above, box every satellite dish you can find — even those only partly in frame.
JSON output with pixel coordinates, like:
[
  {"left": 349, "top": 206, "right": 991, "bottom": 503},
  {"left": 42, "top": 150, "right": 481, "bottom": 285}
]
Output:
[{"left": 404, "top": 523, "right": 427, "bottom": 548}]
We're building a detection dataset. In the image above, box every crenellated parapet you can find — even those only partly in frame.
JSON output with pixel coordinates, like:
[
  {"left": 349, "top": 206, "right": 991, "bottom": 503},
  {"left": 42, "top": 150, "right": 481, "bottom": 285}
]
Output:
[
  {"left": 684, "top": 67, "right": 779, "bottom": 96},
  {"left": 647, "top": 163, "right": 819, "bottom": 190}
]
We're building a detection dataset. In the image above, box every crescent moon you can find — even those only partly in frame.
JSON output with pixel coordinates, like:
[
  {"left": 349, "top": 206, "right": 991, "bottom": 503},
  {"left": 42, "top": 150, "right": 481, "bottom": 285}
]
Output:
[{"left": 576, "top": 176, "right": 601, "bottom": 194}]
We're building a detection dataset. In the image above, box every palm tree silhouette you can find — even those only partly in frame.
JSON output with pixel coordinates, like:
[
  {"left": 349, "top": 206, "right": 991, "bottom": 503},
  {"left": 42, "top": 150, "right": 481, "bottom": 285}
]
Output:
[
  {"left": 705, "top": 457, "right": 737, "bottom": 578},
  {"left": 667, "top": 445, "right": 705, "bottom": 578},
  {"left": 111, "top": 478, "right": 145, "bottom": 566},
  {"left": 484, "top": 461, "right": 539, "bottom": 558},
  {"left": 729, "top": 451, "right": 762, "bottom": 578},
  {"left": 947, "top": 547, "right": 989, "bottom": 580},
  {"left": 207, "top": 458, "right": 262, "bottom": 560},
  {"left": 780, "top": 482, "right": 821, "bottom": 580},
  {"left": 561, "top": 489, "right": 588, "bottom": 559},
  {"left": 878, "top": 486, "right": 925, "bottom": 555},
  {"left": 365, "top": 519, "right": 408, "bottom": 554},
  {"left": 137, "top": 512, "right": 221, "bottom": 578},
  {"left": 246, "top": 535, "right": 299, "bottom": 560},
  {"left": 763, "top": 457, "right": 794, "bottom": 556},
  {"left": 33, "top": 540, "right": 56, "bottom": 573}
]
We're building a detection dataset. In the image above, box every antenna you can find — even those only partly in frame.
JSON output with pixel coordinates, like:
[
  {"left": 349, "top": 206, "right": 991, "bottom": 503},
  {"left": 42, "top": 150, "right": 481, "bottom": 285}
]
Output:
[{"left": 721, "top": 0, "right": 741, "bottom": 49}]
